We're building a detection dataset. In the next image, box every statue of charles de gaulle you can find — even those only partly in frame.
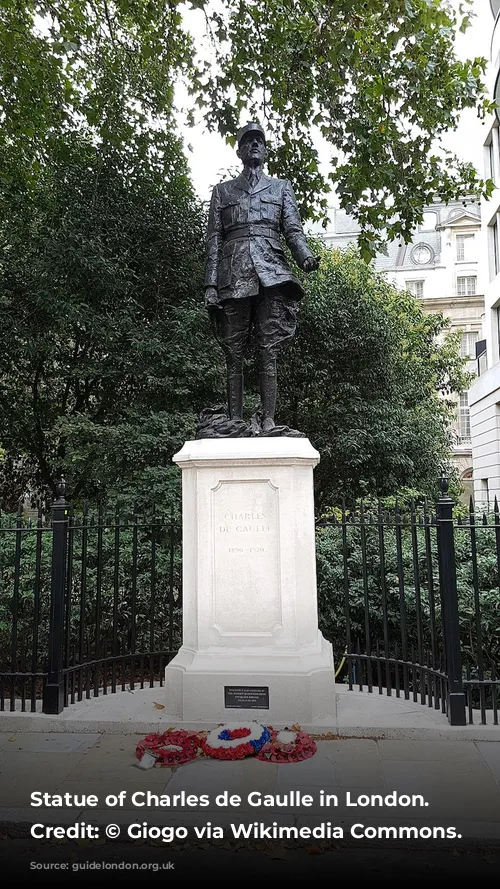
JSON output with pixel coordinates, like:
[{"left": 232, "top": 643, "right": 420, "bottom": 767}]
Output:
[{"left": 197, "top": 122, "right": 319, "bottom": 439}]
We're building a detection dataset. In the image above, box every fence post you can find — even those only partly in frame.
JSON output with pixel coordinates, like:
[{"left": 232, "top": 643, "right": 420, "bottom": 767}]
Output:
[
  {"left": 436, "top": 475, "right": 466, "bottom": 726},
  {"left": 43, "top": 479, "right": 70, "bottom": 714}
]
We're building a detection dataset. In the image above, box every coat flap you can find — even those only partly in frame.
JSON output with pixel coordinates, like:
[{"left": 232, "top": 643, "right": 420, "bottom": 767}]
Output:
[
  {"left": 251, "top": 175, "right": 273, "bottom": 195},
  {"left": 231, "top": 173, "right": 252, "bottom": 193}
]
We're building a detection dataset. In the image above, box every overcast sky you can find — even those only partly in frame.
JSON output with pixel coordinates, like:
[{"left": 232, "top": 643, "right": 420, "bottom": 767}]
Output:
[{"left": 175, "top": 0, "right": 495, "bottom": 215}]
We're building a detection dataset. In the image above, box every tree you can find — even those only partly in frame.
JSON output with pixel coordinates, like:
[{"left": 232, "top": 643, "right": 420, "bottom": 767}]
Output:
[
  {"left": 0, "top": 2, "right": 219, "bottom": 509},
  {"left": 189, "top": 0, "right": 495, "bottom": 258},
  {"left": 1, "top": 2, "right": 493, "bottom": 259},
  {"left": 269, "top": 245, "right": 470, "bottom": 509},
  {"left": 0, "top": 132, "right": 222, "bottom": 510},
  {"left": 0, "top": 1, "right": 193, "bottom": 177}
]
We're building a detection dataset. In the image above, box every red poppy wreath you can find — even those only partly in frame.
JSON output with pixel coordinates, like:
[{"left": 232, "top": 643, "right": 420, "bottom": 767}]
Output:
[
  {"left": 257, "top": 728, "right": 317, "bottom": 763},
  {"left": 136, "top": 730, "right": 200, "bottom": 766}
]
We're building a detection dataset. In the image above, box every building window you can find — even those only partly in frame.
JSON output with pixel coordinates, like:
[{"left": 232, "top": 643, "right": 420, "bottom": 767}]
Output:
[
  {"left": 460, "top": 331, "right": 479, "bottom": 359},
  {"left": 406, "top": 280, "right": 424, "bottom": 298},
  {"left": 457, "top": 276, "right": 477, "bottom": 296},
  {"left": 485, "top": 131, "right": 495, "bottom": 180},
  {"left": 476, "top": 338, "right": 487, "bottom": 376},
  {"left": 456, "top": 233, "right": 475, "bottom": 261},
  {"left": 490, "top": 219, "right": 500, "bottom": 279},
  {"left": 419, "top": 212, "right": 436, "bottom": 231},
  {"left": 459, "top": 393, "right": 471, "bottom": 439},
  {"left": 487, "top": 138, "right": 495, "bottom": 179},
  {"left": 479, "top": 478, "right": 489, "bottom": 507}
]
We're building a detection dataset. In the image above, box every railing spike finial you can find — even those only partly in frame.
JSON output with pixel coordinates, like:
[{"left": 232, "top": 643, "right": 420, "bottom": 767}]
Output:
[
  {"left": 438, "top": 469, "right": 449, "bottom": 497},
  {"left": 54, "top": 476, "right": 67, "bottom": 504}
]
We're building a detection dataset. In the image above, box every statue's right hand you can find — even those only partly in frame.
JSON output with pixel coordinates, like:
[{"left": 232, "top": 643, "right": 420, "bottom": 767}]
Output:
[{"left": 204, "top": 287, "right": 219, "bottom": 309}]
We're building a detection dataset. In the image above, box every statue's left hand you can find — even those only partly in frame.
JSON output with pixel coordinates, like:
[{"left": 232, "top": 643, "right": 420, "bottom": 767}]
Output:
[
  {"left": 302, "top": 256, "right": 320, "bottom": 273},
  {"left": 204, "top": 286, "right": 219, "bottom": 309}
]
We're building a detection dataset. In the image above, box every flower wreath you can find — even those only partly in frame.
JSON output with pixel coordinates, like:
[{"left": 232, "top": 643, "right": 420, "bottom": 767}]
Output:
[
  {"left": 202, "top": 722, "right": 271, "bottom": 761},
  {"left": 257, "top": 728, "right": 317, "bottom": 763},
  {"left": 136, "top": 729, "right": 200, "bottom": 767}
]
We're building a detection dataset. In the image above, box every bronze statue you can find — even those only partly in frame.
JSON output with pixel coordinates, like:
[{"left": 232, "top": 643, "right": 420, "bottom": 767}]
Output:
[{"left": 197, "top": 122, "right": 319, "bottom": 439}]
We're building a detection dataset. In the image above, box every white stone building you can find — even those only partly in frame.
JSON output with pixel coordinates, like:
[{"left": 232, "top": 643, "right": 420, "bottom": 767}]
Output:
[
  {"left": 467, "top": 0, "right": 500, "bottom": 508},
  {"left": 320, "top": 202, "right": 484, "bottom": 500}
]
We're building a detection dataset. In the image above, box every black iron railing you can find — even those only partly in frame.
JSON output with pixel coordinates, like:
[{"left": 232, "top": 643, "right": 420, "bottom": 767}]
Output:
[
  {"left": 0, "top": 505, "right": 52, "bottom": 712},
  {"left": 316, "top": 497, "right": 452, "bottom": 717},
  {"left": 1, "top": 478, "right": 499, "bottom": 726},
  {"left": 59, "top": 501, "right": 182, "bottom": 709},
  {"left": 316, "top": 482, "right": 500, "bottom": 726},
  {"left": 0, "top": 484, "right": 182, "bottom": 714}
]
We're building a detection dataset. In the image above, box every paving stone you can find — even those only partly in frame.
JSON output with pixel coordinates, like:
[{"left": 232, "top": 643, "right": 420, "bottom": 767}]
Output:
[
  {"left": 2, "top": 728, "right": 500, "bottom": 844},
  {"left": 327, "top": 761, "right": 385, "bottom": 788},
  {"left": 317, "top": 739, "right": 381, "bottom": 765},
  {"left": 0, "top": 733, "right": 101, "bottom": 754},
  {"left": 81, "top": 734, "right": 144, "bottom": 756},
  {"left": 64, "top": 735, "right": 165, "bottom": 780},
  {"left": 64, "top": 754, "right": 151, "bottom": 781},
  {"left": 59, "top": 758, "right": 171, "bottom": 790},
  {"left": 163, "top": 757, "right": 277, "bottom": 811},
  {"left": 423, "top": 791, "right": 500, "bottom": 822},
  {"left": 274, "top": 754, "right": 336, "bottom": 792},
  {"left": 382, "top": 758, "right": 494, "bottom": 789},
  {"left": 378, "top": 740, "right": 486, "bottom": 762},
  {"left": 476, "top": 741, "right": 500, "bottom": 779},
  {"left": 380, "top": 759, "right": 500, "bottom": 821},
  {"left": 0, "top": 752, "right": 87, "bottom": 806},
  {"left": 267, "top": 755, "right": 340, "bottom": 812}
]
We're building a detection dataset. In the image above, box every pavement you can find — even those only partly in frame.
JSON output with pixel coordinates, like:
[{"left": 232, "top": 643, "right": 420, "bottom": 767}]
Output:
[
  {"left": 1, "top": 728, "right": 500, "bottom": 878},
  {"left": 1, "top": 683, "right": 499, "bottom": 740},
  {"left": 1, "top": 684, "right": 499, "bottom": 877}
]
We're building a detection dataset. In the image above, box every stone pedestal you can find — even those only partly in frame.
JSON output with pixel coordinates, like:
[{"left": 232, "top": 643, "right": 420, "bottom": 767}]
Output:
[{"left": 164, "top": 438, "right": 336, "bottom": 725}]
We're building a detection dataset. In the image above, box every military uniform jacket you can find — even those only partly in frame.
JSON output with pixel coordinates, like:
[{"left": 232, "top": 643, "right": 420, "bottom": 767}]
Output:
[{"left": 204, "top": 172, "right": 314, "bottom": 304}]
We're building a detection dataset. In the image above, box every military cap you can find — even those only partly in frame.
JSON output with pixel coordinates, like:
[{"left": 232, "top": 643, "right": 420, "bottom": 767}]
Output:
[{"left": 237, "top": 122, "right": 266, "bottom": 147}]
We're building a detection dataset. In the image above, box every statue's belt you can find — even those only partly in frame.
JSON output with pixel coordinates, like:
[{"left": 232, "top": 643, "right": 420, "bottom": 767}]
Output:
[{"left": 224, "top": 225, "right": 281, "bottom": 242}]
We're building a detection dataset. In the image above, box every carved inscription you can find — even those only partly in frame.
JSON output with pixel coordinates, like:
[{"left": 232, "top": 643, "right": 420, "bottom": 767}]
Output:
[
  {"left": 212, "top": 480, "right": 281, "bottom": 635},
  {"left": 218, "top": 509, "right": 271, "bottom": 547}
]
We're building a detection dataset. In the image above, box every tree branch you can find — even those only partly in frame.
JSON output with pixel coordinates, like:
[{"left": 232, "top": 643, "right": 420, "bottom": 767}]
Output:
[{"left": 103, "top": 0, "right": 117, "bottom": 48}]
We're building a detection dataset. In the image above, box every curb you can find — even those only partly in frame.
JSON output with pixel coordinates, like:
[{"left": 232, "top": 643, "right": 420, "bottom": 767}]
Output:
[{"left": 0, "top": 713, "right": 499, "bottom": 740}]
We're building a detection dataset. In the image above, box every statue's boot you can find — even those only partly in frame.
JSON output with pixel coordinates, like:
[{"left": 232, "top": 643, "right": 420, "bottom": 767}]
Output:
[
  {"left": 227, "top": 371, "right": 244, "bottom": 421},
  {"left": 259, "top": 360, "right": 277, "bottom": 433}
]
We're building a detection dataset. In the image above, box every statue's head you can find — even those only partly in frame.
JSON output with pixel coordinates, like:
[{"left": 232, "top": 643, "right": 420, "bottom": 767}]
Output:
[{"left": 236, "top": 122, "right": 267, "bottom": 166}]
